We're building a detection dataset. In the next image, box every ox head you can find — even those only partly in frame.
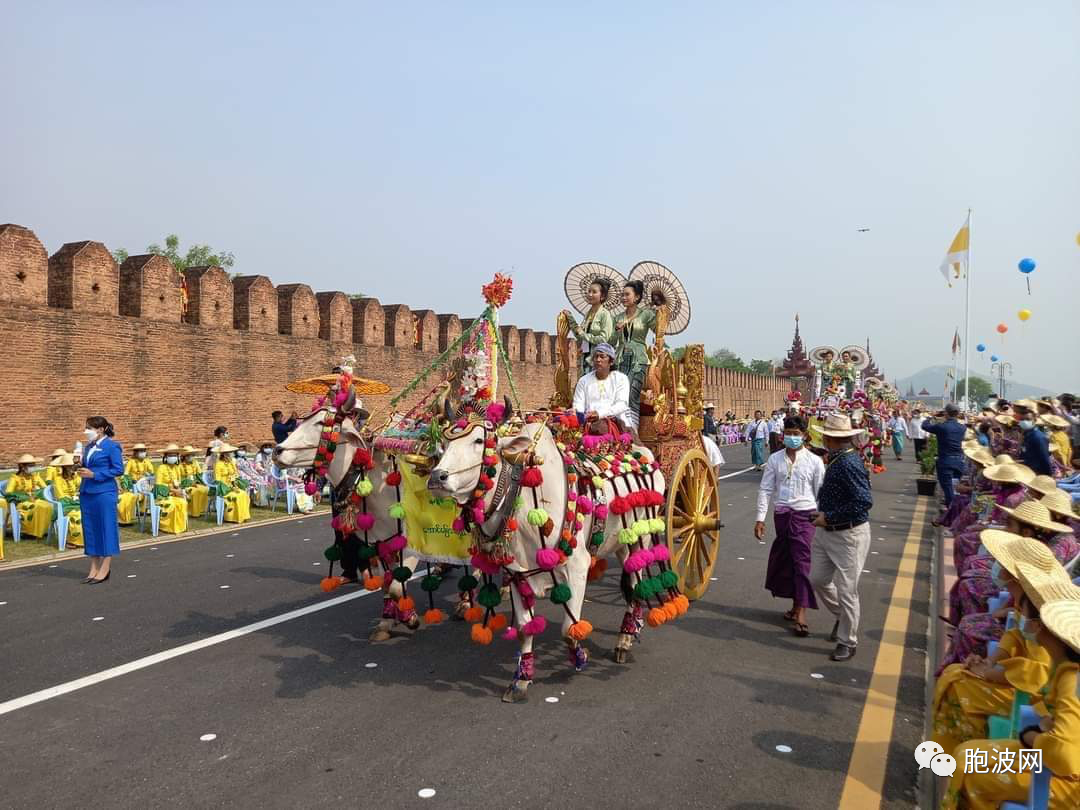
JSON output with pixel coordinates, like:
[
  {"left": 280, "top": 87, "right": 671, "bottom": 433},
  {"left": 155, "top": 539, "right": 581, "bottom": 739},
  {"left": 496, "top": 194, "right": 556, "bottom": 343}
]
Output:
[
  {"left": 427, "top": 399, "right": 522, "bottom": 503},
  {"left": 273, "top": 389, "right": 369, "bottom": 473}
]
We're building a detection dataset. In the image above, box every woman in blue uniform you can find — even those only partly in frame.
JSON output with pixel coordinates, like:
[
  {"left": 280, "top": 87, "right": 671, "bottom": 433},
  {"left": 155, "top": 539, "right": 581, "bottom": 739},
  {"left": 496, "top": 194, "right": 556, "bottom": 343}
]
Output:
[{"left": 78, "top": 416, "right": 124, "bottom": 583}]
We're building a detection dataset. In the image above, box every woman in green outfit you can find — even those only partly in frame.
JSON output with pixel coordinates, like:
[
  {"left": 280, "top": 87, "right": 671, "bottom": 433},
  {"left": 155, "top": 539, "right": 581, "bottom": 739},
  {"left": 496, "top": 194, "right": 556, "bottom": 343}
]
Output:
[
  {"left": 562, "top": 277, "right": 615, "bottom": 376},
  {"left": 614, "top": 279, "right": 660, "bottom": 427}
]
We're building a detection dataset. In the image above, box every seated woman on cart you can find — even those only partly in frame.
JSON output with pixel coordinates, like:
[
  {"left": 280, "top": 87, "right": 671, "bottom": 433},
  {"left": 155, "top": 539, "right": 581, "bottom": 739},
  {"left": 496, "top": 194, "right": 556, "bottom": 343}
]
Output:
[{"left": 572, "top": 343, "right": 635, "bottom": 437}]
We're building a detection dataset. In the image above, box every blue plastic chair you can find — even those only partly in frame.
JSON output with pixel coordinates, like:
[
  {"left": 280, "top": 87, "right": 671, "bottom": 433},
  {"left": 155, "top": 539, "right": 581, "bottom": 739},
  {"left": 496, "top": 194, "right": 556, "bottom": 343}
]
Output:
[
  {"left": 41, "top": 485, "right": 68, "bottom": 551},
  {"left": 203, "top": 470, "right": 225, "bottom": 526},
  {"left": 1000, "top": 762, "right": 1051, "bottom": 810},
  {"left": 134, "top": 479, "right": 161, "bottom": 537},
  {"left": 268, "top": 465, "right": 296, "bottom": 515},
  {"left": 8, "top": 499, "right": 21, "bottom": 542}
]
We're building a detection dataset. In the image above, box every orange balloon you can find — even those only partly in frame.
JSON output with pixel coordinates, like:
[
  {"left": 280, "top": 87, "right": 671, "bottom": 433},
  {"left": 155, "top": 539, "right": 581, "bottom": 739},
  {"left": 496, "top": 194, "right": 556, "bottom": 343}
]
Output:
[{"left": 996, "top": 323, "right": 1008, "bottom": 334}]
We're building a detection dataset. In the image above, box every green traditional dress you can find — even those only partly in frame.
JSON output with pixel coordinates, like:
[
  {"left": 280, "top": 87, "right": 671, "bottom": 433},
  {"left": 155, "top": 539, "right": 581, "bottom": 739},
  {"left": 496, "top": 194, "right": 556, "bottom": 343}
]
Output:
[
  {"left": 614, "top": 305, "right": 658, "bottom": 423},
  {"left": 567, "top": 306, "right": 615, "bottom": 376}
]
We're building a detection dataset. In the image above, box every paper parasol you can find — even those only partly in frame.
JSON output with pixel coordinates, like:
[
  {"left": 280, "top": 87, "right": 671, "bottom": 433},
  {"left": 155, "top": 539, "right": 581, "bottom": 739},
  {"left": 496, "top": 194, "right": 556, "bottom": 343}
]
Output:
[
  {"left": 628, "top": 260, "right": 691, "bottom": 335},
  {"left": 285, "top": 374, "right": 390, "bottom": 396},
  {"left": 840, "top": 345, "right": 870, "bottom": 371},
  {"left": 564, "top": 262, "right": 627, "bottom": 318},
  {"left": 809, "top": 345, "right": 839, "bottom": 365},
  {"left": 862, "top": 376, "right": 883, "bottom": 390}
]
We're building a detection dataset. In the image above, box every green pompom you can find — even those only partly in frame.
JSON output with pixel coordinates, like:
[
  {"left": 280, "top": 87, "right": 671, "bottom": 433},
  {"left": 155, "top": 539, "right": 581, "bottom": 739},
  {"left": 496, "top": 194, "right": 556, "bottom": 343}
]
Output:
[
  {"left": 325, "top": 441, "right": 337, "bottom": 453},
  {"left": 458, "top": 574, "right": 479, "bottom": 592},
  {"left": 527, "top": 508, "right": 549, "bottom": 526},
  {"left": 634, "top": 579, "right": 656, "bottom": 599},
  {"left": 477, "top": 583, "right": 502, "bottom": 608},
  {"left": 632, "top": 519, "right": 651, "bottom": 536},
  {"left": 592, "top": 476, "right": 605, "bottom": 489},
  {"left": 632, "top": 451, "right": 642, "bottom": 459},
  {"left": 660, "top": 570, "right": 679, "bottom": 588},
  {"left": 420, "top": 574, "right": 442, "bottom": 592},
  {"left": 590, "top": 530, "right": 604, "bottom": 547},
  {"left": 486, "top": 465, "right": 498, "bottom": 477},
  {"left": 323, "top": 545, "right": 342, "bottom": 562},
  {"left": 392, "top": 565, "right": 413, "bottom": 583},
  {"left": 356, "top": 478, "right": 373, "bottom": 496},
  {"left": 618, "top": 528, "right": 637, "bottom": 544},
  {"left": 558, "top": 539, "right": 572, "bottom": 556},
  {"left": 389, "top": 503, "right": 406, "bottom": 520},
  {"left": 550, "top": 583, "right": 572, "bottom": 604},
  {"left": 358, "top": 544, "right": 377, "bottom": 561},
  {"left": 649, "top": 518, "right": 666, "bottom": 534},
  {"left": 514, "top": 495, "right": 524, "bottom": 510}
]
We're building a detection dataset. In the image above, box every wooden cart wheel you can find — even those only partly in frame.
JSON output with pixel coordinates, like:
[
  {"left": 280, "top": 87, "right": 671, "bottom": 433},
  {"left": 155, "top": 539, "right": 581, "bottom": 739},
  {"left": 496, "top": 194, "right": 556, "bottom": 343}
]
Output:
[{"left": 666, "top": 448, "right": 722, "bottom": 600}]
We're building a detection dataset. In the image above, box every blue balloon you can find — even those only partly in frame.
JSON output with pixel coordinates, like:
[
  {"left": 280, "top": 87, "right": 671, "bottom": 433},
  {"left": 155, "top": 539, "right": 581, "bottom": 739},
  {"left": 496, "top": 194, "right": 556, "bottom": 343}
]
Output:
[
  {"left": 1018, "top": 257, "right": 1036, "bottom": 274},
  {"left": 976, "top": 343, "right": 986, "bottom": 352},
  {"left": 991, "top": 355, "right": 1000, "bottom": 362}
]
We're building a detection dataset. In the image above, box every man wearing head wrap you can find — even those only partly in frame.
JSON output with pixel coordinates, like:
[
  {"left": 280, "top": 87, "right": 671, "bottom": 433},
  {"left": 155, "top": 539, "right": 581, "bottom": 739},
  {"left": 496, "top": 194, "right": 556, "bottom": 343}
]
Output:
[{"left": 572, "top": 342, "right": 635, "bottom": 435}]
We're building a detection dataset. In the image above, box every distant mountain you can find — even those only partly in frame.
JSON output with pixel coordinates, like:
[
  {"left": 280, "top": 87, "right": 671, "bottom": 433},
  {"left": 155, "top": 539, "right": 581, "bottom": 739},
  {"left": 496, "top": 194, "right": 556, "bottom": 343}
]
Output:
[{"left": 894, "top": 366, "right": 1057, "bottom": 400}]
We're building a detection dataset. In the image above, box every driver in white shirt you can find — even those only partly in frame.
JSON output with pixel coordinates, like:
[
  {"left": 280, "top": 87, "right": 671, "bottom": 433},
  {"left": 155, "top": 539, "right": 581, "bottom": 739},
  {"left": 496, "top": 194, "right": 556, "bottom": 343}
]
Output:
[{"left": 572, "top": 343, "right": 635, "bottom": 435}]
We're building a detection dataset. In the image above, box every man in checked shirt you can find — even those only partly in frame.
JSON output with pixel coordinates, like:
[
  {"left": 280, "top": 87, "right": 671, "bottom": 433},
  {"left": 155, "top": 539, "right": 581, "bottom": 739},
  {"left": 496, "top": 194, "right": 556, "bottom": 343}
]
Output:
[{"left": 810, "top": 413, "right": 874, "bottom": 662}]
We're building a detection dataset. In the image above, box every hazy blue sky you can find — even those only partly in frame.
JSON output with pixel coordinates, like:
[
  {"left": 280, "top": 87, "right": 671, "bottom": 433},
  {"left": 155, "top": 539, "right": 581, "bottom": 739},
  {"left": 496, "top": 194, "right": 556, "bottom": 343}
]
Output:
[{"left": 4, "top": 1, "right": 1077, "bottom": 391}]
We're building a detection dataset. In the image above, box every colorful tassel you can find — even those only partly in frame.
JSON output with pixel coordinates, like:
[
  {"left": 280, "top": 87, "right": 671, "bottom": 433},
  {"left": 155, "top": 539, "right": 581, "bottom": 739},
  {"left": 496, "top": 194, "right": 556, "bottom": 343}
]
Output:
[
  {"left": 535, "top": 548, "right": 560, "bottom": 570},
  {"left": 567, "top": 620, "right": 593, "bottom": 641},
  {"left": 385, "top": 470, "right": 402, "bottom": 487},
  {"left": 388, "top": 503, "right": 406, "bottom": 520},
  {"left": 463, "top": 605, "right": 484, "bottom": 623},
  {"left": 527, "top": 508, "right": 548, "bottom": 526},
  {"left": 423, "top": 608, "right": 446, "bottom": 625},
  {"left": 471, "top": 623, "right": 494, "bottom": 645}
]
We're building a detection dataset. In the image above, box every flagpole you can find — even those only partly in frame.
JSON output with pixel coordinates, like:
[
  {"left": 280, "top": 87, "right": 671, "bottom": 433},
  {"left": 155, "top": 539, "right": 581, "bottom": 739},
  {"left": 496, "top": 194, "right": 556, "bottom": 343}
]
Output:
[{"left": 963, "top": 208, "right": 973, "bottom": 409}]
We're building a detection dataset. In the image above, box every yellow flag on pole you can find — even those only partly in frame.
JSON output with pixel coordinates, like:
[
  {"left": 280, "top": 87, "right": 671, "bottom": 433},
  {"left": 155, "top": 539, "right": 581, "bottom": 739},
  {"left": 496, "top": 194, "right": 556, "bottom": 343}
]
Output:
[{"left": 939, "top": 213, "right": 970, "bottom": 286}]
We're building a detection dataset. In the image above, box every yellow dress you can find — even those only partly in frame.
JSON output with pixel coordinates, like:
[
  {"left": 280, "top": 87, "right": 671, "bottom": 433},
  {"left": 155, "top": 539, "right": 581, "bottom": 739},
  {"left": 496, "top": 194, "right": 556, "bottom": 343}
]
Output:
[
  {"left": 1049, "top": 430, "right": 1072, "bottom": 468},
  {"left": 180, "top": 459, "right": 210, "bottom": 517},
  {"left": 5, "top": 472, "right": 53, "bottom": 538},
  {"left": 932, "top": 627, "right": 1051, "bottom": 754},
  {"left": 943, "top": 662, "right": 1080, "bottom": 809},
  {"left": 214, "top": 459, "right": 251, "bottom": 524},
  {"left": 49, "top": 473, "right": 84, "bottom": 547},
  {"left": 42, "top": 465, "right": 58, "bottom": 485},
  {"left": 118, "top": 457, "right": 155, "bottom": 525},
  {"left": 153, "top": 464, "right": 189, "bottom": 534}
]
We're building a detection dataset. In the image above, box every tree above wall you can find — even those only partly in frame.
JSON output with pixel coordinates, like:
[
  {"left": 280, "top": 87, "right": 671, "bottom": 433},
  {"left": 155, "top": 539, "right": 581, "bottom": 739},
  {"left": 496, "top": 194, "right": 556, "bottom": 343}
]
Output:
[{"left": 112, "top": 234, "right": 235, "bottom": 273}]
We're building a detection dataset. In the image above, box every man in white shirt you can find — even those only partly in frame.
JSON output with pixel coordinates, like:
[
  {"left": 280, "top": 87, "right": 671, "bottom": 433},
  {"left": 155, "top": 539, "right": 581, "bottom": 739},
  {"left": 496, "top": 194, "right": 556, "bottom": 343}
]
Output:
[
  {"left": 908, "top": 408, "right": 927, "bottom": 461},
  {"left": 768, "top": 410, "right": 784, "bottom": 453},
  {"left": 754, "top": 415, "right": 825, "bottom": 637},
  {"left": 745, "top": 410, "right": 769, "bottom": 469},
  {"left": 572, "top": 343, "right": 635, "bottom": 435}
]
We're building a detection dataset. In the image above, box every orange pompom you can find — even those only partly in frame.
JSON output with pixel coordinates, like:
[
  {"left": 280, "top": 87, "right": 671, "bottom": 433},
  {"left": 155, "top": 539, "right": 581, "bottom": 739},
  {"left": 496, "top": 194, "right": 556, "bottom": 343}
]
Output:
[
  {"left": 363, "top": 576, "right": 383, "bottom": 592},
  {"left": 471, "top": 623, "right": 494, "bottom": 645},
  {"left": 587, "top": 557, "right": 608, "bottom": 581},
  {"left": 463, "top": 605, "right": 485, "bottom": 623},
  {"left": 646, "top": 607, "right": 666, "bottom": 627},
  {"left": 423, "top": 608, "right": 446, "bottom": 625},
  {"left": 397, "top": 596, "right": 415, "bottom": 612},
  {"left": 561, "top": 529, "right": 573, "bottom": 541},
  {"left": 488, "top": 613, "right": 508, "bottom": 631},
  {"left": 567, "top": 620, "right": 593, "bottom": 641},
  {"left": 674, "top": 594, "right": 690, "bottom": 615},
  {"left": 320, "top": 576, "right": 339, "bottom": 593},
  {"left": 662, "top": 601, "right": 678, "bottom": 620}
]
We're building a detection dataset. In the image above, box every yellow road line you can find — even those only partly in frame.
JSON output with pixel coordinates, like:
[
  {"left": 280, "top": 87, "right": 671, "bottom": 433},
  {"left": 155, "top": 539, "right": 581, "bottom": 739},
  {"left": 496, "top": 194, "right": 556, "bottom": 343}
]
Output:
[{"left": 838, "top": 496, "right": 928, "bottom": 810}]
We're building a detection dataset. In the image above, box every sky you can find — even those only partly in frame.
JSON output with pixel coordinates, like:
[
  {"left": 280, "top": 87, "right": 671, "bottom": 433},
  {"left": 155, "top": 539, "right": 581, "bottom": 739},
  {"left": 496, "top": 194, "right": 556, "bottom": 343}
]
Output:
[{"left": 3, "top": 1, "right": 1078, "bottom": 391}]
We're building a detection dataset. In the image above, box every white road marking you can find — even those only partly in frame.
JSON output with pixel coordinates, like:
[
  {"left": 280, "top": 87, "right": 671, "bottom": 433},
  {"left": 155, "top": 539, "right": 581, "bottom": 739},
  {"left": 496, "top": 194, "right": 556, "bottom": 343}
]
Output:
[
  {"left": 545, "top": 696, "right": 559, "bottom": 703},
  {"left": 219, "top": 585, "right": 230, "bottom": 590},
  {"left": 810, "top": 673, "right": 824, "bottom": 679},
  {"left": 48, "top": 565, "right": 58, "bottom": 569},
  {"left": 775, "top": 745, "right": 792, "bottom": 753},
  {"left": 226, "top": 554, "right": 234, "bottom": 558},
  {"left": 418, "top": 789, "right": 436, "bottom": 799},
  {"left": 200, "top": 733, "right": 217, "bottom": 742},
  {"left": 715, "top": 465, "right": 757, "bottom": 481},
  {"left": 92, "top": 616, "right": 104, "bottom": 622},
  {"left": 0, "top": 575, "right": 417, "bottom": 717},
  {"left": 127, "top": 574, "right": 137, "bottom": 578},
  {"left": 365, "top": 662, "right": 378, "bottom": 669}
]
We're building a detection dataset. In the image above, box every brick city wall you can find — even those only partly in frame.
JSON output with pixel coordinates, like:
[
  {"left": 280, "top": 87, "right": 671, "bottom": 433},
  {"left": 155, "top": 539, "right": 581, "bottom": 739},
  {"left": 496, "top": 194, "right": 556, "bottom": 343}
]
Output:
[{"left": 0, "top": 223, "right": 787, "bottom": 463}]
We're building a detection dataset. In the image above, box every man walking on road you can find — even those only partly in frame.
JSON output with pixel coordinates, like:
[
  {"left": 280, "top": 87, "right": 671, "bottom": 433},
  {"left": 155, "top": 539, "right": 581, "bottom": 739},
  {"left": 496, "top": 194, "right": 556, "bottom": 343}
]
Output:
[
  {"left": 908, "top": 407, "right": 927, "bottom": 461},
  {"left": 745, "top": 410, "right": 769, "bottom": 470},
  {"left": 810, "top": 414, "right": 874, "bottom": 662},
  {"left": 920, "top": 403, "right": 967, "bottom": 510},
  {"left": 755, "top": 415, "right": 825, "bottom": 637}
]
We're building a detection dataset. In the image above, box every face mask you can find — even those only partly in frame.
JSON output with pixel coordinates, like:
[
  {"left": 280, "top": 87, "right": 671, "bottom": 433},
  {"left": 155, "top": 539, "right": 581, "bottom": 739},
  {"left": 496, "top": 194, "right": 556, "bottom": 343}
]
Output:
[
  {"left": 990, "top": 561, "right": 1004, "bottom": 588},
  {"left": 1018, "top": 420, "right": 1034, "bottom": 431},
  {"left": 237, "top": 451, "right": 247, "bottom": 459},
  {"left": 135, "top": 452, "right": 146, "bottom": 459},
  {"left": 84, "top": 428, "right": 98, "bottom": 440},
  {"left": 166, "top": 455, "right": 179, "bottom": 465},
  {"left": 783, "top": 436, "right": 803, "bottom": 450},
  {"left": 1019, "top": 615, "right": 1037, "bottom": 641}
]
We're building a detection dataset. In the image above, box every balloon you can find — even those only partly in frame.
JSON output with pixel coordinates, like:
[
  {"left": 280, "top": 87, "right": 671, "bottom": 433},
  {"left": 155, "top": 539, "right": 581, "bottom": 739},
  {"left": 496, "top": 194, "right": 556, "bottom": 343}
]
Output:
[
  {"left": 996, "top": 323, "right": 1008, "bottom": 334},
  {"left": 991, "top": 355, "right": 1000, "bottom": 362},
  {"left": 976, "top": 343, "right": 986, "bottom": 352},
  {"left": 1018, "top": 258, "right": 1036, "bottom": 274},
  {"left": 1018, "top": 309, "right": 1031, "bottom": 322}
]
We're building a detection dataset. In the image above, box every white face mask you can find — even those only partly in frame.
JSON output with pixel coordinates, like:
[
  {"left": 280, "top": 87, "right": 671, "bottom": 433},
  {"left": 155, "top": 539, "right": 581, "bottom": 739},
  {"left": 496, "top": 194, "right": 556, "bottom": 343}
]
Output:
[
  {"left": 236, "top": 451, "right": 247, "bottom": 459},
  {"left": 166, "top": 455, "right": 179, "bottom": 465},
  {"left": 84, "top": 428, "right": 98, "bottom": 440},
  {"left": 135, "top": 452, "right": 146, "bottom": 459}
]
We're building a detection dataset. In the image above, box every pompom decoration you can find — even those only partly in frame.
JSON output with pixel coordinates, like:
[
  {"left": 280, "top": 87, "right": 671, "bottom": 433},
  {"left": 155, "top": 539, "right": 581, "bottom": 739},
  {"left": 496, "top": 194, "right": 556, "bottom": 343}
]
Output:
[
  {"left": 660, "top": 569, "right": 679, "bottom": 588},
  {"left": 484, "top": 402, "right": 506, "bottom": 423},
  {"left": 488, "top": 613, "right": 508, "bottom": 632},
  {"left": 501, "top": 626, "right": 519, "bottom": 641},
  {"left": 420, "top": 574, "right": 442, "bottom": 592},
  {"left": 397, "top": 596, "right": 415, "bottom": 612},
  {"left": 618, "top": 528, "right": 637, "bottom": 544},
  {"left": 652, "top": 544, "right": 671, "bottom": 562},
  {"left": 521, "top": 467, "right": 544, "bottom": 488},
  {"left": 380, "top": 534, "right": 407, "bottom": 555},
  {"left": 389, "top": 503, "right": 406, "bottom": 520},
  {"left": 356, "top": 479, "right": 373, "bottom": 496},
  {"left": 593, "top": 504, "right": 608, "bottom": 521},
  {"left": 323, "top": 544, "right": 342, "bottom": 562},
  {"left": 470, "top": 553, "right": 501, "bottom": 575},
  {"left": 632, "top": 519, "right": 652, "bottom": 536},
  {"left": 646, "top": 607, "right": 666, "bottom": 627},
  {"left": 536, "top": 548, "right": 561, "bottom": 570},
  {"left": 477, "top": 583, "right": 502, "bottom": 608},
  {"left": 385, "top": 470, "right": 402, "bottom": 487},
  {"left": 320, "top": 576, "right": 343, "bottom": 593},
  {"left": 471, "top": 623, "right": 494, "bottom": 645},
  {"left": 472, "top": 506, "right": 486, "bottom": 524},
  {"left": 463, "top": 605, "right": 485, "bottom": 623},
  {"left": 392, "top": 565, "right": 413, "bottom": 583},
  {"left": 356, "top": 513, "right": 376, "bottom": 531},
  {"left": 567, "top": 620, "right": 593, "bottom": 641},
  {"left": 648, "top": 518, "right": 665, "bottom": 534},
  {"left": 305, "top": 481, "right": 318, "bottom": 495},
  {"left": 587, "top": 558, "right": 608, "bottom": 581},
  {"left": 358, "top": 545, "right": 378, "bottom": 562},
  {"left": 527, "top": 508, "right": 549, "bottom": 526},
  {"left": 550, "top": 583, "right": 572, "bottom": 604},
  {"left": 482, "top": 272, "right": 514, "bottom": 308},
  {"left": 522, "top": 615, "right": 547, "bottom": 636},
  {"left": 590, "top": 530, "right": 604, "bottom": 547},
  {"left": 674, "top": 594, "right": 690, "bottom": 614},
  {"left": 452, "top": 517, "right": 466, "bottom": 533},
  {"left": 662, "top": 601, "right": 679, "bottom": 620},
  {"left": 363, "top": 575, "right": 383, "bottom": 591},
  {"left": 423, "top": 608, "right": 446, "bottom": 625},
  {"left": 576, "top": 496, "right": 594, "bottom": 515}
]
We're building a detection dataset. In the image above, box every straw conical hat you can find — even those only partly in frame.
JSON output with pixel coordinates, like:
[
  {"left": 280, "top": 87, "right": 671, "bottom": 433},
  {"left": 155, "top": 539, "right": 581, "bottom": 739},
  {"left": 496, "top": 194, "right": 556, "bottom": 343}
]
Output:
[
  {"left": 963, "top": 445, "right": 994, "bottom": 466},
  {"left": 158, "top": 443, "right": 183, "bottom": 454},
  {"left": 995, "top": 414, "right": 1015, "bottom": 426},
  {"left": 982, "top": 463, "right": 1035, "bottom": 485},
  {"left": 994, "top": 454, "right": 1015, "bottom": 465},
  {"left": 16, "top": 453, "right": 42, "bottom": 465},
  {"left": 1014, "top": 398, "right": 1039, "bottom": 411},
  {"left": 1039, "top": 414, "right": 1069, "bottom": 429},
  {"left": 1026, "top": 474, "right": 1060, "bottom": 497},
  {"left": 216, "top": 444, "right": 239, "bottom": 453},
  {"left": 49, "top": 453, "right": 77, "bottom": 467},
  {"left": 997, "top": 500, "right": 1071, "bottom": 534},
  {"left": 179, "top": 445, "right": 198, "bottom": 455},
  {"left": 980, "top": 530, "right": 1066, "bottom": 580},
  {"left": 50, "top": 448, "right": 66, "bottom": 458},
  {"left": 1041, "top": 489, "right": 1077, "bottom": 520},
  {"left": 131, "top": 443, "right": 148, "bottom": 451},
  {"left": 1036, "top": 599, "right": 1080, "bottom": 655},
  {"left": 1015, "top": 562, "right": 1080, "bottom": 609}
]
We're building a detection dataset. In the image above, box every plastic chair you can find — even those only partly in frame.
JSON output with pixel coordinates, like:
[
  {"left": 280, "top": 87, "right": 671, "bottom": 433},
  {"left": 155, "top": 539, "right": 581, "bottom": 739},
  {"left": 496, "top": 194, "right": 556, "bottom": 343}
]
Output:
[
  {"left": 134, "top": 478, "right": 161, "bottom": 537},
  {"left": 9, "top": 499, "right": 21, "bottom": 542},
  {"left": 988, "top": 590, "right": 1010, "bottom": 613},
  {"left": 203, "top": 470, "right": 225, "bottom": 526},
  {"left": 1000, "top": 757, "right": 1051, "bottom": 810},
  {"left": 268, "top": 465, "right": 297, "bottom": 515},
  {"left": 41, "top": 485, "right": 68, "bottom": 551},
  {"left": 987, "top": 691, "right": 1030, "bottom": 739}
]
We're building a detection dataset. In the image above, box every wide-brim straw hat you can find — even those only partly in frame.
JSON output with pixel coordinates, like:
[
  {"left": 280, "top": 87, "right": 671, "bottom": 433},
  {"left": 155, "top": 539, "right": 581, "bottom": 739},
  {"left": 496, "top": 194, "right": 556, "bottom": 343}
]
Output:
[
  {"left": 1041, "top": 489, "right": 1077, "bottom": 521},
  {"left": 1026, "top": 474, "right": 1060, "bottom": 497},
  {"left": 16, "top": 453, "right": 43, "bottom": 465},
  {"left": 179, "top": 445, "right": 198, "bottom": 455},
  {"left": 994, "top": 453, "right": 1015, "bottom": 465},
  {"left": 1036, "top": 599, "right": 1080, "bottom": 655},
  {"left": 1014, "top": 562, "right": 1080, "bottom": 611},
  {"left": 995, "top": 414, "right": 1016, "bottom": 426},
  {"left": 1039, "top": 414, "right": 1069, "bottom": 429},
  {"left": 50, "top": 448, "right": 66, "bottom": 458},
  {"left": 158, "top": 443, "right": 183, "bottom": 454},
  {"left": 982, "top": 463, "right": 1035, "bottom": 485},
  {"left": 48, "top": 453, "right": 77, "bottom": 467},
  {"left": 997, "top": 499, "right": 1071, "bottom": 534},
  {"left": 704, "top": 402, "right": 716, "bottom": 410},
  {"left": 980, "top": 529, "right": 1065, "bottom": 580},
  {"left": 285, "top": 374, "right": 388, "bottom": 398},
  {"left": 963, "top": 445, "right": 994, "bottom": 466},
  {"left": 131, "top": 443, "right": 148, "bottom": 451},
  {"left": 820, "top": 413, "right": 862, "bottom": 438},
  {"left": 216, "top": 444, "right": 239, "bottom": 453}
]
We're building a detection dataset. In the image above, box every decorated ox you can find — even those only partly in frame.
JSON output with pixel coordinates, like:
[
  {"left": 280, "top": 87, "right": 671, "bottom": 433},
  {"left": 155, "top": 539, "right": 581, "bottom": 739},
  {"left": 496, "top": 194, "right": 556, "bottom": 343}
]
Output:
[{"left": 428, "top": 409, "right": 687, "bottom": 703}]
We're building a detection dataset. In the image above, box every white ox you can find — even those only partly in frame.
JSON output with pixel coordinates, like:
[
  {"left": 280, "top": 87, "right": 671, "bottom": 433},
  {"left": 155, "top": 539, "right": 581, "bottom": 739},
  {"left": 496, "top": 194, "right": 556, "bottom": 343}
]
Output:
[
  {"left": 274, "top": 405, "right": 431, "bottom": 641},
  {"left": 429, "top": 417, "right": 678, "bottom": 703}
]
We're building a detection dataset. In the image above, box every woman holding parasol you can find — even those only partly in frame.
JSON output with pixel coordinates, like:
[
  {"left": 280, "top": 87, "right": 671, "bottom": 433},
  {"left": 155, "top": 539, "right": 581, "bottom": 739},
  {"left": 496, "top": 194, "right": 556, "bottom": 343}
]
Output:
[{"left": 561, "top": 263, "right": 622, "bottom": 377}]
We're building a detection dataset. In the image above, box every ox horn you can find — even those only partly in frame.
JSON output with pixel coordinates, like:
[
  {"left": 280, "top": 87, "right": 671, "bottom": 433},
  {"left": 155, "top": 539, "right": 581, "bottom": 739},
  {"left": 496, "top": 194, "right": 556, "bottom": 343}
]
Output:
[
  {"left": 503, "top": 394, "right": 513, "bottom": 423},
  {"left": 443, "top": 397, "right": 454, "bottom": 425}
]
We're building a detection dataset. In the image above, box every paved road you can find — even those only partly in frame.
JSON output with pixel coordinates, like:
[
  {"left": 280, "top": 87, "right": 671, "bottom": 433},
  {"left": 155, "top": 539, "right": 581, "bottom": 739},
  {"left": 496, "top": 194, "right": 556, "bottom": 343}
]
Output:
[{"left": 0, "top": 444, "right": 932, "bottom": 809}]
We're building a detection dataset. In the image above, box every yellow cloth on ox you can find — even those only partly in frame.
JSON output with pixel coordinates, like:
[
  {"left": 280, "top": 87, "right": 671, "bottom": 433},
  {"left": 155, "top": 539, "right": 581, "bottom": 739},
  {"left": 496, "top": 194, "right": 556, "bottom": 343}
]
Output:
[{"left": 398, "top": 462, "right": 471, "bottom": 562}]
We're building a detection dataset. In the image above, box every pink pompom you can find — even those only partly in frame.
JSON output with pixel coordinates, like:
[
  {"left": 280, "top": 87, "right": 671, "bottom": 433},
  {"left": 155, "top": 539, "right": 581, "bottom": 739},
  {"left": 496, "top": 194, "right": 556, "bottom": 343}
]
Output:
[
  {"left": 502, "top": 627, "right": 519, "bottom": 641},
  {"left": 623, "top": 554, "right": 645, "bottom": 573},
  {"left": 651, "top": 544, "right": 670, "bottom": 562},
  {"left": 594, "top": 504, "right": 608, "bottom": 521},
  {"left": 536, "top": 548, "right": 560, "bottom": 570},
  {"left": 333, "top": 390, "right": 349, "bottom": 407},
  {"left": 485, "top": 402, "right": 506, "bottom": 423},
  {"left": 472, "top": 506, "right": 485, "bottom": 524},
  {"left": 619, "top": 433, "right": 633, "bottom": 444},
  {"left": 639, "top": 547, "right": 655, "bottom": 565},
  {"left": 455, "top": 419, "right": 468, "bottom": 429},
  {"left": 517, "top": 579, "right": 534, "bottom": 599},
  {"left": 304, "top": 481, "right": 318, "bottom": 495},
  {"left": 566, "top": 490, "right": 577, "bottom": 502},
  {"left": 356, "top": 513, "right": 375, "bottom": 531},
  {"left": 582, "top": 434, "right": 601, "bottom": 451},
  {"left": 330, "top": 515, "right": 343, "bottom": 531},
  {"left": 379, "top": 534, "right": 407, "bottom": 559},
  {"left": 522, "top": 615, "right": 547, "bottom": 636},
  {"left": 471, "top": 553, "right": 500, "bottom": 575},
  {"left": 576, "top": 496, "right": 593, "bottom": 515},
  {"left": 452, "top": 517, "right": 465, "bottom": 533}
]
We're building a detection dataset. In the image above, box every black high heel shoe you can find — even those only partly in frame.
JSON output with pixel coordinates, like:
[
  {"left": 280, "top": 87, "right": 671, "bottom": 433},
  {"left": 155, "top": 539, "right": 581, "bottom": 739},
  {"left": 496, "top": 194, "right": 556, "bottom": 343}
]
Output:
[{"left": 90, "top": 572, "right": 111, "bottom": 584}]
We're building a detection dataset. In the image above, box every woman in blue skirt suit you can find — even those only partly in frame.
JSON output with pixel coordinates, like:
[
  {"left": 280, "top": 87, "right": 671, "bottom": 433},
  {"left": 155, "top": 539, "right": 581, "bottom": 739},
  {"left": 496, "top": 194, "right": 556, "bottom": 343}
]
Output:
[{"left": 78, "top": 416, "right": 124, "bottom": 583}]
